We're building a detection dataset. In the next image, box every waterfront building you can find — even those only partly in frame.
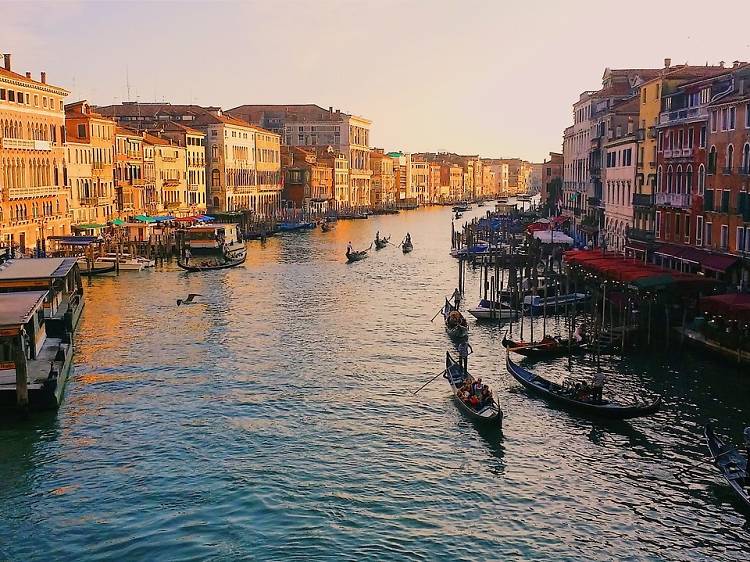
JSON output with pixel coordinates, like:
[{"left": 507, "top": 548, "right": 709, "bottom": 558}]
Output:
[
  {"left": 317, "top": 147, "right": 350, "bottom": 207},
  {"left": 481, "top": 166, "right": 496, "bottom": 198},
  {"left": 114, "top": 127, "right": 144, "bottom": 216},
  {"left": 152, "top": 122, "right": 207, "bottom": 213},
  {"left": 369, "top": 148, "right": 396, "bottom": 206},
  {"left": 1, "top": 54, "right": 69, "bottom": 254},
  {"left": 387, "top": 152, "right": 411, "bottom": 202},
  {"left": 540, "top": 152, "right": 563, "bottom": 209},
  {"left": 254, "top": 129, "right": 282, "bottom": 215},
  {"left": 429, "top": 163, "right": 442, "bottom": 203},
  {"left": 141, "top": 136, "right": 157, "bottom": 213},
  {"left": 410, "top": 160, "right": 429, "bottom": 205},
  {"left": 64, "top": 141, "right": 93, "bottom": 225},
  {"left": 603, "top": 122, "right": 637, "bottom": 253},
  {"left": 449, "top": 164, "right": 463, "bottom": 200},
  {"left": 225, "top": 105, "right": 371, "bottom": 208},
  {"left": 482, "top": 159, "right": 509, "bottom": 196},
  {"left": 627, "top": 60, "right": 728, "bottom": 259},
  {"left": 143, "top": 133, "right": 188, "bottom": 215},
  {"left": 529, "top": 163, "right": 544, "bottom": 194},
  {"left": 64, "top": 100, "right": 116, "bottom": 226},
  {"left": 281, "top": 146, "right": 333, "bottom": 212}
]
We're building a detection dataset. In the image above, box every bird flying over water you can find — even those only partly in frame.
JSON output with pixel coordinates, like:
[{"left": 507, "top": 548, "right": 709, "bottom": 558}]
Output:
[{"left": 177, "top": 294, "right": 202, "bottom": 306}]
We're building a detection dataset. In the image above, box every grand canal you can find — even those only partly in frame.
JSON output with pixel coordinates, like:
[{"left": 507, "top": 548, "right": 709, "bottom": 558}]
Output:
[{"left": 1, "top": 206, "right": 748, "bottom": 561}]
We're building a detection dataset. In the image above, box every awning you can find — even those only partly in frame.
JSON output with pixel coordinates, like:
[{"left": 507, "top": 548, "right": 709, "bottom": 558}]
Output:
[
  {"left": 134, "top": 215, "right": 156, "bottom": 223},
  {"left": 655, "top": 243, "right": 740, "bottom": 272},
  {"left": 111, "top": 218, "right": 125, "bottom": 226},
  {"left": 47, "top": 236, "right": 100, "bottom": 246},
  {"left": 152, "top": 215, "right": 175, "bottom": 223},
  {"left": 73, "top": 223, "right": 106, "bottom": 230},
  {"left": 532, "top": 230, "right": 573, "bottom": 245},
  {"left": 699, "top": 293, "right": 750, "bottom": 321},
  {"left": 702, "top": 254, "right": 739, "bottom": 273}
]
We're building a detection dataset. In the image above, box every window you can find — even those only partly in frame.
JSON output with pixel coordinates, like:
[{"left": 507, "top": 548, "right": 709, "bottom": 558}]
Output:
[
  {"left": 675, "top": 214, "right": 681, "bottom": 237},
  {"left": 0, "top": 88, "right": 5, "bottom": 100},
  {"left": 700, "top": 87, "right": 710, "bottom": 104},
  {"left": 705, "top": 221, "right": 713, "bottom": 246},
  {"left": 655, "top": 211, "right": 662, "bottom": 239},
  {"left": 727, "top": 144, "right": 734, "bottom": 172},
  {"left": 77, "top": 124, "right": 85, "bottom": 138},
  {"left": 697, "top": 216, "right": 704, "bottom": 246},
  {"left": 685, "top": 217, "right": 690, "bottom": 243},
  {"left": 687, "top": 128, "right": 694, "bottom": 149},
  {"left": 711, "top": 110, "right": 718, "bottom": 132},
  {"left": 720, "top": 225, "right": 728, "bottom": 249},
  {"left": 708, "top": 146, "right": 717, "bottom": 173},
  {"left": 699, "top": 126, "right": 706, "bottom": 148},
  {"left": 658, "top": 131, "right": 663, "bottom": 151},
  {"left": 738, "top": 227, "right": 746, "bottom": 253},
  {"left": 746, "top": 104, "right": 750, "bottom": 129},
  {"left": 729, "top": 106, "right": 736, "bottom": 130},
  {"left": 17, "top": 92, "right": 23, "bottom": 103},
  {"left": 686, "top": 165, "right": 693, "bottom": 193}
]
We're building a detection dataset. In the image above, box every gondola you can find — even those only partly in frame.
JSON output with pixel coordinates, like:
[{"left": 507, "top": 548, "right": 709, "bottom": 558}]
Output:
[
  {"left": 374, "top": 235, "right": 390, "bottom": 249},
  {"left": 502, "top": 334, "right": 587, "bottom": 358},
  {"left": 444, "top": 351, "right": 502, "bottom": 425},
  {"left": 79, "top": 263, "right": 117, "bottom": 276},
  {"left": 321, "top": 221, "right": 334, "bottom": 232},
  {"left": 505, "top": 353, "right": 662, "bottom": 419},
  {"left": 704, "top": 425, "right": 750, "bottom": 510},
  {"left": 402, "top": 240, "right": 413, "bottom": 253},
  {"left": 346, "top": 244, "right": 371, "bottom": 263},
  {"left": 177, "top": 252, "right": 246, "bottom": 272},
  {"left": 442, "top": 298, "right": 469, "bottom": 339}
]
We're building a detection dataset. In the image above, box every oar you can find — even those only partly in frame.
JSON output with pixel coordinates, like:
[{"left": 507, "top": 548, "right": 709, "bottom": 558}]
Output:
[
  {"left": 673, "top": 448, "right": 734, "bottom": 478},
  {"left": 412, "top": 369, "right": 447, "bottom": 395},
  {"left": 430, "top": 305, "right": 444, "bottom": 322}
]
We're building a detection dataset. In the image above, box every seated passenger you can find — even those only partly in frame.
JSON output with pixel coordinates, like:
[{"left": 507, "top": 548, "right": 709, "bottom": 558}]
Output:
[{"left": 468, "top": 394, "right": 480, "bottom": 409}]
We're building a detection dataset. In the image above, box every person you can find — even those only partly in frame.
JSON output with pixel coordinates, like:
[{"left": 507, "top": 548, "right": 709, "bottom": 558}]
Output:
[
  {"left": 574, "top": 322, "right": 586, "bottom": 343},
  {"left": 591, "top": 371, "right": 606, "bottom": 403},
  {"left": 447, "top": 310, "right": 462, "bottom": 327},
  {"left": 184, "top": 247, "right": 191, "bottom": 264},
  {"left": 346, "top": 241, "right": 353, "bottom": 257},
  {"left": 375, "top": 231, "right": 380, "bottom": 244},
  {"left": 405, "top": 232, "right": 411, "bottom": 244},
  {"left": 452, "top": 287, "right": 462, "bottom": 307},
  {"left": 472, "top": 377, "right": 483, "bottom": 396},
  {"left": 458, "top": 341, "right": 473, "bottom": 372},
  {"left": 468, "top": 394, "right": 480, "bottom": 410}
]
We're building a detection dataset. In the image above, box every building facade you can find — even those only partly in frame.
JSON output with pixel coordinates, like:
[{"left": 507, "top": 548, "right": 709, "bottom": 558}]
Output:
[
  {"left": 603, "top": 133, "right": 637, "bottom": 252},
  {"left": 114, "top": 127, "right": 144, "bottom": 216},
  {"left": 370, "top": 148, "right": 396, "bottom": 206},
  {"left": 154, "top": 122, "right": 207, "bottom": 213},
  {"left": 1, "top": 54, "right": 69, "bottom": 253}
]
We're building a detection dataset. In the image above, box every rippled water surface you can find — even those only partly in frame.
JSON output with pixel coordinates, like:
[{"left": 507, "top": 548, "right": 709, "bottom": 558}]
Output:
[{"left": 1, "top": 206, "right": 749, "bottom": 561}]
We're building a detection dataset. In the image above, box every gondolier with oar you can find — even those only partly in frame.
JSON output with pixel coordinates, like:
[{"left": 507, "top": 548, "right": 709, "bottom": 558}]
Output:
[
  {"left": 591, "top": 370, "right": 606, "bottom": 403},
  {"left": 457, "top": 341, "right": 473, "bottom": 373},
  {"left": 346, "top": 241, "right": 353, "bottom": 258},
  {"left": 452, "top": 287, "right": 462, "bottom": 308}
]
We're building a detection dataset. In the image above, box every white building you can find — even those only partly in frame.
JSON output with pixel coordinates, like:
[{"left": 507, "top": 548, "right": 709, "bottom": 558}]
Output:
[{"left": 603, "top": 134, "right": 637, "bottom": 252}]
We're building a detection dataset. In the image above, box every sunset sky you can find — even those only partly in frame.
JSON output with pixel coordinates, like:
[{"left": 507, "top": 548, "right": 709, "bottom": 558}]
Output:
[{"left": 3, "top": 0, "right": 750, "bottom": 161}]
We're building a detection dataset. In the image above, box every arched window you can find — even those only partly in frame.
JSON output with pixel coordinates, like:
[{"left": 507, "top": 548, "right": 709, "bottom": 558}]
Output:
[
  {"left": 667, "top": 166, "right": 673, "bottom": 193},
  {"left": 698, "top": 164, "right": 705, "bottom": 195},
  {"left": 676, "top": 165, "right": 683, "bottom": 194},
  {"left": 708, "top": 146, "right": 717, "bottom": 173},
  {"left": 727, "top": 144, "right": 734, "bottom": 172},
  {"left": 212, "top": 169, "right": 220, "bottom": 188},
  {"left": 686, "top": 165, "right": 693, "bottom": 194},
  {"left": 657, "top": 165, "right": 663, "bottom": 192}
]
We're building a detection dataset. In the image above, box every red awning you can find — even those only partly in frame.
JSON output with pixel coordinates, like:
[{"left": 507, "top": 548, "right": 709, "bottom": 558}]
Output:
[
  {"left": 655, "top": 243, "right": 739, "bottom": 272},
  {"left": 701, "top": 254, "right": 739, "bottom": 273},
  {"left": 699, "top": 293, "right": 750, "bottom": 321}
]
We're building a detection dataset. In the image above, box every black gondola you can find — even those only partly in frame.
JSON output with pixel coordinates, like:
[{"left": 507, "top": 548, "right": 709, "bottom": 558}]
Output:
[
  {"left": 704, "top": 425, "right": 750, "bottom": 510},
  {"left": 505, "top": 353, "right": 662, "bottom": 419},
  {"left": 502, "top": 334, "right": 587, "bottom": 358},
  {"left": 79, "top": 263, "right": 117, "bottom": 276},
  {"left": 374, "top": 235, "right": 390, "bottom": 249},
  {"left": 402, "top": 241, "right": 413, "bottom": 253},
  {"left": 444, "top": 352, "right": 502, "bottom": 425},
  {"left": 346, "top": 243, "right": 371, "bottom": 263},
  {"left": 177, "top": 253, "right": 246, "bottom": 272},
  {"left": 442, "top": 298, "right": 469, "bottom": 339}
]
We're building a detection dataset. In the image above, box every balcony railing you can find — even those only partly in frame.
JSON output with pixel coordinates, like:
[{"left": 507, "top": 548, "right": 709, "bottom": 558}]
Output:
[
  {"left": 648, "top": 127, "right": 657, "bottom": 139},
  {"left": 80, "top": 196, "right": 109, "bottom": 207},
  {"left": 655, "top": 192, "right": 690, "bottom": 208},
  {"left": 8, "top": 185, "right": 59, "bottom": 199},
  {"left": 632, "top": 193, "right": 653, "bottom": 207},
  {"left": 187, "top": 183, "right": 201, "bottom": 191},
  {"left": 626, "top": 227, "right": 655, "bottom": 243},
  {"left": 658, "top": 106, "right": 708, "bottom": 125},
  {"left": 1, "top": 138, "right": 52, "bottom": 151}
]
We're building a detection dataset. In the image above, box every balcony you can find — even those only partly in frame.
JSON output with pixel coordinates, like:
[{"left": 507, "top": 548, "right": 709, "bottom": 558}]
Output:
[
  {"left": 664, "top": 149, "right": 673, "bottom": 158},
  {"left": 80, "top": 196, "right": 109, "bottom": 207},
  {"left": 648, "top": 127, "right": 657, "bottom": 139},
  {"left": 8, "top": 185, "right": 59, "bottom": 199},
  {"left": 655, "top": 192, "right": 690, "bottom": 208},
  {"left": 188, "top": 183, "right": 201, "bottom": 191},
  {"left": 636, "top": 128, "right": 645, "bottom": 141},
  {"left": 1, "top": 138, "right": 52, "bottom": 151},
  {"left": 632, "top": 193, "right": 654, "bottom": 207},
  {"left": 658, "top": 106, "right": 708, "bottom": 125},
  {"left": 626, "top": 227, "right": 655, "bottom": 243}
]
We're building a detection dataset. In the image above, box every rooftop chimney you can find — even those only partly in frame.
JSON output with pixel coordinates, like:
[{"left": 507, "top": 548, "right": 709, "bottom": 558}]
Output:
[
  {"left": 664, "top": 58, "right": 671, "bottom": 68},
  {"left": 40, "top": 71, "right": 46, "bottom": 84},
  {"left": 720, "top": 61, "right": 725, "bottom": 68},
  {"left": 733, "top": 60, "right": 741, "bottom": 68},
  {"left": 329, "top": 106, "right": 333, "bottom": 113},
  {"left": 25, "top": 71, "right": 31, "bottom": 79},
  {"left": 2, "top": 53, "right": 10, "bottom": 71}
]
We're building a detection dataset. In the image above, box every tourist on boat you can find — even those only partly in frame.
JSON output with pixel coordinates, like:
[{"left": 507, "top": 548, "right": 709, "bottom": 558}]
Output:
[
  {"left": 574, "top": 323, "right": 586, "bottom": 343},
  {"left": 346, "top": 241, "right": 353, "bottom": 257},
  {"left": 472, "top": 377, "right": 483, "bottom": 396},
  {"left": 481, "top": 385, "right": 492, "bottom": 406},
  {"left": 468, "top": 394, "right": 480, "bottom": 410},
  {"left": 591, "top": 371, "right": 606, "bottom": 403},
  {"left": 405, "top": 232, "right": 411, "bottom": 244},
  {"left": 447, "top": 310, "right": 463, "bottom": 327},
  {"left": 458, "top": 341, "right": 473, "bottom": 372}
]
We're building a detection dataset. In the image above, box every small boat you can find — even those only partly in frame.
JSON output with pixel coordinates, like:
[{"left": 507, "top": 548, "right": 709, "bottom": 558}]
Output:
[
  {"left": 506, "top": 353, "right": 662, "bottom": 419},
  {"left": 177, "top": 252, "right": 246, "bottom": 272},
  {"left": 402, "top": 240, "right": 413, "bottom": 253},
  {"left": 442, "top": 298, "right": 469, "bottom": 339},
  {"left": 374, "top": 235, "right": 390, "bottom": 250},
  {"left": 321, "top": 221, "right": 334, "bottom": 232},
  {"left": 346, "top": 244, "right": 371, "bottom": 263},
  {"left": 455, "top": 212, "right": 463, "bottom": 219},
  {"left": 78, "top": 262, "right": 117, "bottom": 276},
  {"left": 477, "top": 201, "right": 485, "bottom": 207},
  {"left": 502, "top": 334, "right": 587, "bottom": 357},
  {"left": 444, "top": 352, "right": 502, "bottom": 425},
  {"left": 467, "top": 299, "right": 518, "bottom": 321},
  {"left": 278, "top": 221, "right": 315, "bottom": 232},
  {"left": 704, "top": 425, "right": 750, "bottom": 510},
  {"left": 452, "top": 203, "right": 470, "bottom": 212},
  {"left": 524, "top": 293, "right": 589, "bottom": 314},
  {"left": 517, "top": 193, "right": 531, "bottom": 201}
]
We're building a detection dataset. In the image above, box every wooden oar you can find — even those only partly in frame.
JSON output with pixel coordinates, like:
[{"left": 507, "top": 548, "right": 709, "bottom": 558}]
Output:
[
  {"left": 412, "top": 369, "right": 447, "bottom": 395},
  {"left": 673, "top": 448, "right": 735, "bottom": 478},
  {"left": 430, "top": 305, "right": 445, "bottom": 322}
]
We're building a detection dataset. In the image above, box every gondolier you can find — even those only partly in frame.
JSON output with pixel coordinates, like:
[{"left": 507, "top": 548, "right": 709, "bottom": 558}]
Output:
[
  {"left": 458, "top": 341, "right": 473, "bottom": 372},
  {"left": 346, "top": 241, "right": 353, "bottom": 257},
  {"left": 452, "top": 287, "right": 461, "bottom": 307},
  {"left": 592, "top": 371, "right": 606, "bottom": 403}
]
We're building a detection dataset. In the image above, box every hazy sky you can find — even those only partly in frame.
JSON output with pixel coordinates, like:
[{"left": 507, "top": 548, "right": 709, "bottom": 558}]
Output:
[{"left": 3, "top": 0, "right": 750, "bottom": 161}]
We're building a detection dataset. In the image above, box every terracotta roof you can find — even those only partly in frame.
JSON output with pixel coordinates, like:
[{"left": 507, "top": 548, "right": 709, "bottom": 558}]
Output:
[
  {"left": 0, "top": 67, "right": 68, "bottom": 93},
  {"left": 96, "top": 103, "right": 217, "bottom": 119},
  {"left": 142, "top": 132, "right": 171, "bottom": 146},
  {"left": 226, "top": 104, "right": 358, "bottom": 125},
  {"left": 116, "top": 126, "right": 141, "bottom": 138},
  {"left": 152, "top": 121, "right": 205, "bottom": 136}
]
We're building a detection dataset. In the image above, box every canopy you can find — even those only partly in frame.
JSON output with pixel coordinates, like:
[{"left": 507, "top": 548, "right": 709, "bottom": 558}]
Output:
[
  {"left": 655, "top": 243, "right": 739, "bottom": 273},
  {"left": 134, "top": 215, "right": 156, "bottom": 223},
  {"left": 73, "top": 223, "right": 106, "bottom": 229},
  {"left": 111, "top": 218, "right": 125, "bottom": 226},
  {"left": 532, "top": 230, "right": 573, "bottom": 245},
  {"left": 152, "top": 215, "right": 175, "bottom": 223},
  {"left": 699, "top": 293, "right": 750, "bottom": 321}
]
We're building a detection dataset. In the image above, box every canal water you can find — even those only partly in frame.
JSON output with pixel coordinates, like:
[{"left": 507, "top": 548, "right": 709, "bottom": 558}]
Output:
[{"left": 1, "top": 206, "right": 749, "bottom": 561}]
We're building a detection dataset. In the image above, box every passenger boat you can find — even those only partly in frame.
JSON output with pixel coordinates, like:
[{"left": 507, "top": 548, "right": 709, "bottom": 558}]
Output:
[
  {"left": 523, "top": 292, "right": 589, "bottom": 314},
  {"left": 477, "top": 201, "right": 485, "bottom": 207},
  {"left": 346, "top": 244, "right": 371, "bottom": 263},
  {"left": 374, "top": 235, "right": 390, "bottom": 249},
  {"left": 467, "top": 299, "right": 518, "bottom": 321},
  {"left": 101, "top": 252, "right": 155, "bottom": 268},
  {"left": 517, "top": 193, "right": 531, "bottom": 201},
  {"left": 402, "top": 240, "right": 413, "bottom": 253},
  {"left": 0, "top": 291, "right": 75, "bottom": 411},
  {"left": 444, "top": 351, "right": 502, "bottom": 425},
  {"left": 178, "top": 223, "right": 246, "bottom": 272},
  {"left": 704, "top": 425, "right": 750, "bottom": 510},
  {"left": 502, "top": 334, "right": 587, "bottom": 357},
  {"left": 505, "top": 353, "right": 662, "bottom": 419},
  {"left": 442, "top": 298, "right": 469, "bottom": 339}
]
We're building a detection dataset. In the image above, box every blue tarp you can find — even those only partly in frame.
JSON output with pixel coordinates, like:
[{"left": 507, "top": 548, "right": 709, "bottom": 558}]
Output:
[
  {"left": 47, "top": 236, "right": 100, "bottom": 246},
  {"left": 152, "top": 215, "right": 175, "bottom": 223}
]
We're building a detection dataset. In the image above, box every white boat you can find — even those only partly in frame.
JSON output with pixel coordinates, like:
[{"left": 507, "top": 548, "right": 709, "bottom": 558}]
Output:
[
  {"left": 467, "top": 299, "right": 519, "bottom": 320},
  {"left": 77, "top": 256, "right": 144, "bottom": 271},
  {"left": 523, "top": 293, "right": 589, "bottom": 314},
  {"left": 102, "top": 253, "right": 155, "bottom": 268}
]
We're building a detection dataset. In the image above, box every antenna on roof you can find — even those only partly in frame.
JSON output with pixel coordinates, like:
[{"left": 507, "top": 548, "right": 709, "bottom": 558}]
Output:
[{"left": 126, "top": 65, "right": 131, "bottom": 101}]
